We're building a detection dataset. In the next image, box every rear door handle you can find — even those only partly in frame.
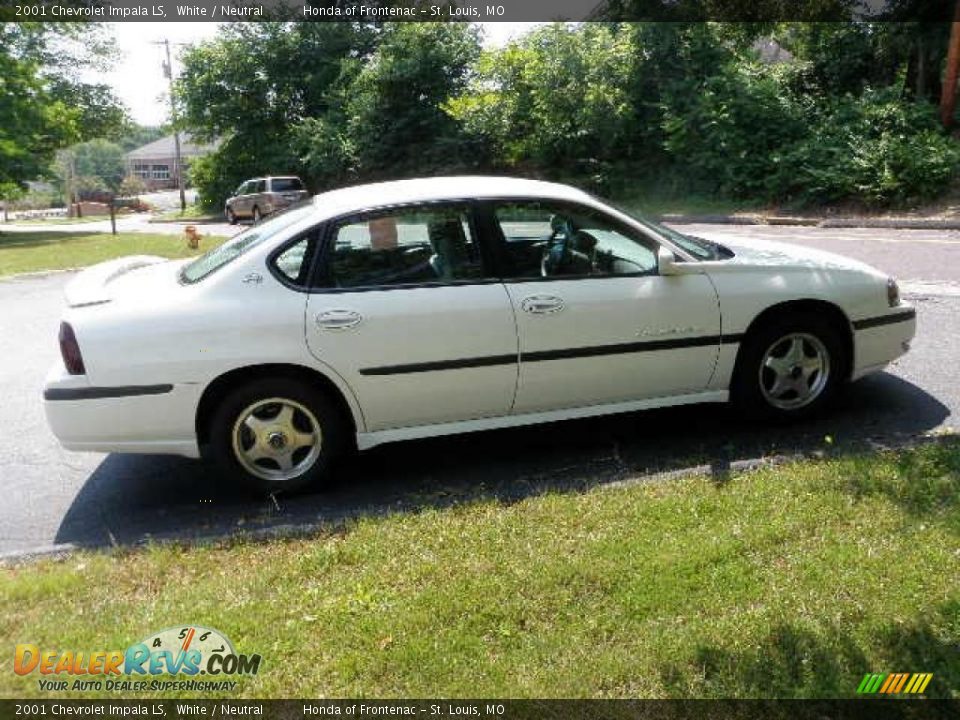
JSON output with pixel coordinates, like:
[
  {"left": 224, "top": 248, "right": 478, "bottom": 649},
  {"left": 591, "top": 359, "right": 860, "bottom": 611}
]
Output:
[
  {"left": 520, "top": 294, "right": 564, "bottom": 315},
  {"left": 315, "top": 309, "right": 363, "bottom": 330}
]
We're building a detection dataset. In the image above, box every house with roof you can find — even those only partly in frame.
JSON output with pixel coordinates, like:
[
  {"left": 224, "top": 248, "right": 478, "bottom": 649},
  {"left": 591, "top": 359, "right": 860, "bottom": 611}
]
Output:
[{"left": 124, "top": 133, "right": 214, "bottom": 190}]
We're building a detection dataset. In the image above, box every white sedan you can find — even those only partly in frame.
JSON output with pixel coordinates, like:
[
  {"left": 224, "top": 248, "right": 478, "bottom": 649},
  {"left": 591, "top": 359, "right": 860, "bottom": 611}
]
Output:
[{"left": 44, "top": 177, "right": 915, "bottom": 493}]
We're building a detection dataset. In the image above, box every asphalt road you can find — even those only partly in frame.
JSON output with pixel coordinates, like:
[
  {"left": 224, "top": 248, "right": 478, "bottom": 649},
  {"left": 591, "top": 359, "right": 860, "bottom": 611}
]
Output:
[{"left": 1, "top": 225, "right": 958, "bottom": 557}]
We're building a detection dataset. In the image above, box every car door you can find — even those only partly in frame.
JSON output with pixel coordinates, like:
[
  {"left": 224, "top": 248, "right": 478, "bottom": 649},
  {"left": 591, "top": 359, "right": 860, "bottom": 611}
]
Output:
[
  {"left": 234, "top": 181, "right": 253, "bottom": 217},
  {"left": 485, "top": 199, "right": 721, "bottom": 415},
  {"left": 304, "top": 202, "right": 519, "bottom": 432}
]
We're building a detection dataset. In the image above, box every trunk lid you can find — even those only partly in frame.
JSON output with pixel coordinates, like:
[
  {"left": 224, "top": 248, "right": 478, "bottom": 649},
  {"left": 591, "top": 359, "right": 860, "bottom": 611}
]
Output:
[{"left": 64, "top": 255, "right": 183, "bottom": 308}]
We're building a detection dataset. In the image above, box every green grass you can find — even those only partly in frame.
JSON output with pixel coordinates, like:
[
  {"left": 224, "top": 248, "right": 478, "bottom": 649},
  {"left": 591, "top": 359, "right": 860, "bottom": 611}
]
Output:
[
  {"left": 609, "top": 189, "right": 765, "bottom": 218},
  {"left": 5, "top": 216, "right": 107, "bottom": 226},
  {"left": 0, "top": 231, "right": 227, "bottom": 277},
  {"left": 149, "top": 204, "right": 220, "bottom": 223},
  {"left": 1, "top": 440, "right": 957, "bottom": 699}
]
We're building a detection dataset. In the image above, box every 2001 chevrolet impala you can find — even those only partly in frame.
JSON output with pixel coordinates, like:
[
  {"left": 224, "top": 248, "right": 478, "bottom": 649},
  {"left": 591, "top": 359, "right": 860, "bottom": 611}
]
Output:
[{"left": 44, "top": 177, "right": 915, "bottom": 493}]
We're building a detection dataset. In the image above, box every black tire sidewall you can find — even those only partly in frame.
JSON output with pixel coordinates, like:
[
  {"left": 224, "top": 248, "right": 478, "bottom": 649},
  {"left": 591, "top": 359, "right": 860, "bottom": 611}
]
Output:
[
  {"left": 209, "top": 377, "right": 345, "bottom": 495},
  {"left": 733, "top": 313, "right": 846, "bottom": 422}
]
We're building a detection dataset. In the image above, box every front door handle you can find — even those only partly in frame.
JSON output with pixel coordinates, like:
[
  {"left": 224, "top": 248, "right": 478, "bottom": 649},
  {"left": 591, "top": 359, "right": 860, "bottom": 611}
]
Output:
[
  {"left": 520, "top": 294, "right": 564, "bottom": 315},
  {"left": 315, "top": 309, "right": 363, "bottom": 330}
]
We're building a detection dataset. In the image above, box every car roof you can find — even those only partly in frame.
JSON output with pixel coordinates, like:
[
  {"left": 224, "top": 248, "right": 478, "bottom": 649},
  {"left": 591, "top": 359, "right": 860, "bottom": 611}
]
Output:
[{"left": 310, "top": 176, "right": 595, "bottom": 218}]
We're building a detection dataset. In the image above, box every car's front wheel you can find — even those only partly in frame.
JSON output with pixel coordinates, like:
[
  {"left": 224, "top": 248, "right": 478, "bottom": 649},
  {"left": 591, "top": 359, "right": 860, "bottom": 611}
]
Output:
[
  {"left": 733, "top": 312, "right": 846, "bottom": 421},
  {"left": 252, "top": 206, "right": 262, "bottom": 223},
  {"left": 209, "top": 378, "right": 345, "bottom": 495},
  {"left": 225, "top": 207, "right": 237, "bottom": 225}
]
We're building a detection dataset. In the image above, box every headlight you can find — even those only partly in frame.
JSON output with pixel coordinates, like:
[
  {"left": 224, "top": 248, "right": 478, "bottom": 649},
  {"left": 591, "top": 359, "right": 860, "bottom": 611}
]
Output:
[{"left": 887, "top": 277, "right": 901, "bottom": 307}]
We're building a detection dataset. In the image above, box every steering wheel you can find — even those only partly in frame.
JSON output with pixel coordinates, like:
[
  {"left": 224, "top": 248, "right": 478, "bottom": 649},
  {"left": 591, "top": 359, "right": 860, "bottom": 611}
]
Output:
[{"left": 541, "top": 215, "right": 572, "bottom": 277}]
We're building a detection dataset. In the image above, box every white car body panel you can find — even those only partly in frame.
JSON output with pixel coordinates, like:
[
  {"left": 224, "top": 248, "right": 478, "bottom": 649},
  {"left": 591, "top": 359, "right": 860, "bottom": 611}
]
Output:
[
  {"left": 43, "top": 177, "right": 915, "bottom": 459},
  {"left": 505, "top": 274, "right": 721, "bottom": 414},
  {"left": 306, "top": 284, "right": 519, "bottom": 431}
]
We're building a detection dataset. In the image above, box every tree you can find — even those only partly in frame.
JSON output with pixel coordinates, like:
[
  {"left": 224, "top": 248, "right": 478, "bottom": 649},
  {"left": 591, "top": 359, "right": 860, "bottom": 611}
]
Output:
[
  {"left": 346, "top": 23, "right": 483, "bottom": 178},
  {"left": 0, "top": 24, "right": 129, "bottom": 195},
  {"left": 177, "top": 22, "right": 379, "bottom": 205},
  {"left": 68, "top": 139, "right": 127, "bottom": 191},
  {"left": 449, "top": 24, "right": 636, "bottom": 180}
]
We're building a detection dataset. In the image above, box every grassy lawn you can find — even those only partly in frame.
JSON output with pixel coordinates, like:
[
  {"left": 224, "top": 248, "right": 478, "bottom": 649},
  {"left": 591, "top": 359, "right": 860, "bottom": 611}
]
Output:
[
  {"left": 1, "top": 440, "right": 957, "bottom": 699},
  {"left": 4, "top": 216, "right": 107, "bottom": 226},
  {"left": 610, "top": 189, "right": 766, "bottom": 219},
  {"left": 149, "top": 204, "right": 221, "bottom": 223},
  {"left": 0, "top": 231, "right": 227, "bottom": 277}
]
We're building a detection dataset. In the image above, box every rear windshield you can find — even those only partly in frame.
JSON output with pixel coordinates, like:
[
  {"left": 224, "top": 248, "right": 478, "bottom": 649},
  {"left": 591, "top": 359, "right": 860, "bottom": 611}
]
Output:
[
  {"left": 179, "top": 202, "right": 315, "bottom": 284},
  {"left": 272, "top": 178, "right": 304, "bottom": 192}
]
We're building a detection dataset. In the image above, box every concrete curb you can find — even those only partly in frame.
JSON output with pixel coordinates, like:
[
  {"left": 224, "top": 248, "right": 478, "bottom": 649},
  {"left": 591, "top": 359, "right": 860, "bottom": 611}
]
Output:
[{"left": 660, "top": 214, "right": 960, "bottom": 230}]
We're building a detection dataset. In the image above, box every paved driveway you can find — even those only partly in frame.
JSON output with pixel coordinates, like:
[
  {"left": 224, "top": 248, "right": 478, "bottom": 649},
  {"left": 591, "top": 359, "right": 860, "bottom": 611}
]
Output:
[{"left": 0, "top": 226, "right": 957, "bottom": 556}]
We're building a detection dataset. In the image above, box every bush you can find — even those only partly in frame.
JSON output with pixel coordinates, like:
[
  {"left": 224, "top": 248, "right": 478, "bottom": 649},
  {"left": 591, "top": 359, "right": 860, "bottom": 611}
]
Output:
[
  {"left": 662, "top": 64, "right": 960, "bottom": 207},
  {"left": 783, "top": 89, "right": 960, "bottom": 206},
  {"left": 662, "top": 64, "right": 806, "bottom": 200}
]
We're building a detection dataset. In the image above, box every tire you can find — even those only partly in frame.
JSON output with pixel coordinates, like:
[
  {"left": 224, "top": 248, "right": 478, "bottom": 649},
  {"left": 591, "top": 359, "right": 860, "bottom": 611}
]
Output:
[
  {"left": 732, "top": 311, "right": 846, "bottom": 422},
  {"left": 252, "top": 206, "right": 262, "bottom": 223},
  {"left": 225, "top": 207, "right": 237, "bottom": 225},
  {"left": 209, "top": 377, "right": 346, "bottom": 495}
]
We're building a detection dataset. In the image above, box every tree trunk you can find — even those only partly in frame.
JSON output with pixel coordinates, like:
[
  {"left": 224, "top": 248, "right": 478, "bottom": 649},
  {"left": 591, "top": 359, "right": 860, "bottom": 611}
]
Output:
[{"left": 941, "top": 2, "right": 960, "bottom": 128}]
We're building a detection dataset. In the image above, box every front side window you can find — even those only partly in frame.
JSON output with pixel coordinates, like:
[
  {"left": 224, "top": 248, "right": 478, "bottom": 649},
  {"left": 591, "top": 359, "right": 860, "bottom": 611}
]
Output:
[
  {"left": 493, "top": 201, "right": 658, "bottom": 279},
  {"left": 325, "top": 206, "right": 485, "bottom": 289},
  {"left": 180, "top": 202, "right": 315, "bottom": 284}
]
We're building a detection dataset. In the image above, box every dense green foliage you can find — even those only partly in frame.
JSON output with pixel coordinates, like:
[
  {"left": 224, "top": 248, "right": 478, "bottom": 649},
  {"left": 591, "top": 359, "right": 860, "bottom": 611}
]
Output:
[
  {"left": 176, "top": 21, "right": 960, "bottom": 210},
  {"left": 0, "top": 24, "right": 130, "bottom": 199}
]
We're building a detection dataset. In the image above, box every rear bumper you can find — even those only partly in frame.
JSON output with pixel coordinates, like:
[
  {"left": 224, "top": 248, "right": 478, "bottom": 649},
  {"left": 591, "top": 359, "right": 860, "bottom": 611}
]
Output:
[
  {"left": 43, "top": 363, "right": 202, "bottom": 458},
  {"left": 850, "top": 307, "right": 916, "bottom": 381}
]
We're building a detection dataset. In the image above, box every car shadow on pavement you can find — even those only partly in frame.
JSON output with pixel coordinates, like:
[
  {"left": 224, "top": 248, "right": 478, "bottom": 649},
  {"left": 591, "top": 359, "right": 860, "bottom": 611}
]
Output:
[{"left": 54, "top": 372, "right": 950, "bottom": 550}]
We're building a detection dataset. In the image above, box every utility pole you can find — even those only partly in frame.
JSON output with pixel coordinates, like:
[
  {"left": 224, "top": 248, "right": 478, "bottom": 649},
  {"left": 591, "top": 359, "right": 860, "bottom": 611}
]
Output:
[
  {"left": 154, "top": 39, "right": 187, "bottom": 211},
  {"left": 941, "top": 0, "right": 960, "bottom": 129}
]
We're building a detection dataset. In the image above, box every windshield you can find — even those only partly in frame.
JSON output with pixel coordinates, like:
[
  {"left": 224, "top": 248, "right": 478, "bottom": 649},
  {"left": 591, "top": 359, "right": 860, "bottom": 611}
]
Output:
[
  {"left": 598, "top": 197, "right": 729, "bottom": 261},
  {"left": 179, "top": 202, "right": 316, "bottom": 284}
]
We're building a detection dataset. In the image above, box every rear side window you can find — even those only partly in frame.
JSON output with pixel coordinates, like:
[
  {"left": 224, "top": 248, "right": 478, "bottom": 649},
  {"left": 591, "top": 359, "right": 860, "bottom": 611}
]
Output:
[
  {"left": 272, "top": 178, "right": 304, "bottom": 192},
  {"left": 180, "top": 203, "right": 315, "bottom": 284},
  {"left": 271, "top": 234, "right": 318, "bottom": 288},
  {"left": 325, "top": 206, "right": 485, "bottom": 289}
]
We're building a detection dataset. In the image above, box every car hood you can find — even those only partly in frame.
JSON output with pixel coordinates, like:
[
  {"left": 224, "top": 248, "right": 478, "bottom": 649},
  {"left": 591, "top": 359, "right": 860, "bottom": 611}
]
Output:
[
  {"left": 64, "top": 255, "right": 189, "bottom": 308},
  {"left": 712, "top": 235, "right": 886, "bottom": 279}
]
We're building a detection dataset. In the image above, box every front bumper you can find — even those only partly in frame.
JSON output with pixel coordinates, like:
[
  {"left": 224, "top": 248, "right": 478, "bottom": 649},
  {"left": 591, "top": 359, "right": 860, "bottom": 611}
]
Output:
[
  {"left": 850, "top": 307, "right": 916, "bottom": 381},
  {"left": 43, "top": 363, "right": 202, "bottom": 458}
]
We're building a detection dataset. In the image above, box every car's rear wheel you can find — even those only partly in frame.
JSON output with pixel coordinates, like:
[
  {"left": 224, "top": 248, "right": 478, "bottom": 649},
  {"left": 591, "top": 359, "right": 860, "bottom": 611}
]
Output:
[
  {"left": 252, "top": 206, "right": 262, "bottom": 223},
  {"left": 209, "top": 378, "right": 345, "bottom": 495},
  {"left": 225, "top": 207, "right": 237, "bottom": 225},
  {"left": 733, "top": 312, "right": 846, "bottom": 421}
]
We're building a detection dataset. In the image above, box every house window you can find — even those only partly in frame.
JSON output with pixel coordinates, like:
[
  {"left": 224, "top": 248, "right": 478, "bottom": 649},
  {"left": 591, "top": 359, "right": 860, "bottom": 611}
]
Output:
[
  {"left": 133, "top": 163, "right": 151, "bottom": 180},
  {"left": 151, "top": 165, "right": 170, "bottom": 180}
]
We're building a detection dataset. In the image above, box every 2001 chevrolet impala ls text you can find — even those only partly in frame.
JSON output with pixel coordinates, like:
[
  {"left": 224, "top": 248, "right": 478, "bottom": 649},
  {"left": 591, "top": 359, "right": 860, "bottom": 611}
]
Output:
[{"left": 43, "top": 177, "right": 915, "bottom": 493}]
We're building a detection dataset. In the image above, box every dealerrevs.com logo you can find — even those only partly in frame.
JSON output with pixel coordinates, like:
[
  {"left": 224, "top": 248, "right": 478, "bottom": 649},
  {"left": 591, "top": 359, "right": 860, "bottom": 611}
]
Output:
[{"left": 14, "top": 626, "right": 262, "bottom": 693}]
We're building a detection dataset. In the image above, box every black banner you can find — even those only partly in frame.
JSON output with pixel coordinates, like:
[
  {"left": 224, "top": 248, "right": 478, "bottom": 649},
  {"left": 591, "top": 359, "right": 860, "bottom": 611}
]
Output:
[
  {"left": 0, "top": 0, "right": 958, "bottom": 23},
  {"left": 2, "top": 700, "right": 960, "bottom": 720}
]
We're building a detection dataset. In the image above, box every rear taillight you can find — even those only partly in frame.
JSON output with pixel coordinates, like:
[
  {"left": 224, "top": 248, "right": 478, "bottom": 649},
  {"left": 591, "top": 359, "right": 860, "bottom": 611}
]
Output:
[{"left": 59, "top": 322, "right": 86, "bottom": 375}]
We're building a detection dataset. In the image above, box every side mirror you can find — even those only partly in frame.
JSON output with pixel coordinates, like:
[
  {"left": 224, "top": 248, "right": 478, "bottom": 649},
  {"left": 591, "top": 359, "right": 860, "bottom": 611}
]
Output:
[{"left": 657, "top": 246, "right": 683, "bottom": 276}]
